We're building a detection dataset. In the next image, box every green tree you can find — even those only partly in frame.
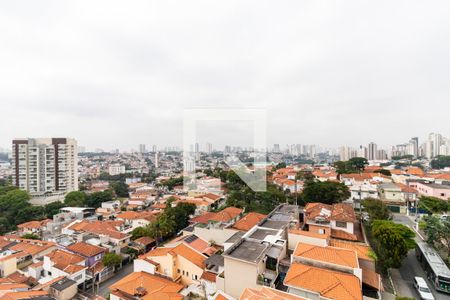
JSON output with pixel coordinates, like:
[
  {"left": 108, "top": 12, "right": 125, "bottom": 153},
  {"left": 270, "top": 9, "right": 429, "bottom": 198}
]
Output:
[
  {"left": 362, "top": 198, "right": 392, "bottom": 221},
  {"left": 85, "top": 190, "right": 114, "bottom": 208},
  {"left": 111, "top": 181, "right": 129, "bottom": 198},
  {"left": 22, "top": 233, "right": 40, "bottom": 240},
  {"left": 102, "top": 253, "right": 122, "bottom": 268},
  {"left": 430, "top": 155, "right": 450, "bottom": 169},
  {"left": 274, "top": 162, "right": 287, "bottom": 170},
  {"left": 349, "top": 157, "right": 369, "bottom": 172},
  {"left": 64, "top": 191, "right": 86, "bottom": 207},
  {"left": 301, "top": 181, "right": 350, "bottom": 204},
  {"left": 371, "top": 222, "right": 409, "bottom": 272},
  {"left": 131, "top": 226, "right": 150, "bottom": 240},
  {"left": 423, "top": 216, "right": 450, "bottom": 256},
  {"left": 0, "top": 189, "right": 32, "bottom": 233},
  {"left": 166, "top": 202, "right": 196, "bottom": 232},
  {"left": 372, "top": 220, "right": 416, "bottom": 250},
  {"left": 147, "top": 213, "right": 176, "bottom": 245},
  {"left": 44, "top": 201, "right": 66, "bottom": 218},
  {"left": 418, "top": 196, "right": 449, "bottom": 214},
  {"left": 374, "top": 169, "right": 392, "bottom": 176}
]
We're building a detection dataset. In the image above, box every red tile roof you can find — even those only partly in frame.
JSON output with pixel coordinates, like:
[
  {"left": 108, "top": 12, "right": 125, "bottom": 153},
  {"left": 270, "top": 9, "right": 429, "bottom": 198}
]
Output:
[
  {"left": 284, "top": 263, "right": 362, "bottom": 300},
  {"left": 66, "top": 242, "right": 105, "bottom": 257},
  {"left": 232, "top": 212, "right": 267, "bottom": 231}
]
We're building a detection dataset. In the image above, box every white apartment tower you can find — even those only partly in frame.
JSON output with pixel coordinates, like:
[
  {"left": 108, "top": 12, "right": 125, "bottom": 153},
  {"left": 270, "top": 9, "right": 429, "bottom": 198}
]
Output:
[{"left": 12, "top": 138, "right": 78, "bottom": 195}]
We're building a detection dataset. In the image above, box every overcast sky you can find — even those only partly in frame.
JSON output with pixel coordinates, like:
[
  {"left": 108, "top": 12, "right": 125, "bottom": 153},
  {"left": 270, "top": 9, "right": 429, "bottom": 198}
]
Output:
[{"left": 1, "top": 1, "right": 449, "bottom": 151}]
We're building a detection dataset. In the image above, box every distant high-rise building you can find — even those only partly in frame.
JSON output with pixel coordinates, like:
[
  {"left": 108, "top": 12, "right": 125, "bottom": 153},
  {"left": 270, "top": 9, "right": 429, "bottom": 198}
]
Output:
[
  {"left": 152, "top": 145, "right": 157, "bottom": 152},
  {"left": 12, "top": 138, "right": 78, "bottom": 195},
  {"left": 154, "top": 152, "right": 159, "bottom": 169},
  {"left": 195, "top": 143, "right": 199, "bottom": 153},
  {"left": 368, "top": 142, "right": 378, "bottom": 160},
  {"left": 409, "top": 137, "right": 419, "bottom": 158},
  {"left": 206, "top": 143, "right": 213, "bottom": 154},
  {"left": 340, "top": 146, "right": 359, "bottom": 161},
  {"left": 273, "top": 144, "right": 280, "bottom": 153},
  {"left": 139, "top": 144, "right": 146, "bottom": 154}
]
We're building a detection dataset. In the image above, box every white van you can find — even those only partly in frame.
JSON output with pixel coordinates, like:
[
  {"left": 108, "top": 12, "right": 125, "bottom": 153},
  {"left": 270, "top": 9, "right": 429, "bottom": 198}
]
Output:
[{"left": 413, "top": 276, "right": 434, "bottom": 300}]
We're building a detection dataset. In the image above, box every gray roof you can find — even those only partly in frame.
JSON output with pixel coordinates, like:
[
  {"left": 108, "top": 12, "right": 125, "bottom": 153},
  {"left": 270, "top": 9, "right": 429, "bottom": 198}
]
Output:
[
  {"left": 225, "top": 240, "right": 269, "bottom": 263},
  {"left": 224, "top": 231, "right": 244, "bottom": 243},
  {"left": 249, "top": 228, "right": 278, "bottom": 240},
  {"left": 50, "top": 277, "right": 77, "bottom": 291},
  {"left": 205, "top": 254, "right": 224, "bottom": 267}
]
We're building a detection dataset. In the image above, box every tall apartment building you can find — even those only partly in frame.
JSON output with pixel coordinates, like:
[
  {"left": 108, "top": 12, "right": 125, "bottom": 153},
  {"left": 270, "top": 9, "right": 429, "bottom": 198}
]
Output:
[
  {"left": 138, "top": 144, "right": 146, "bottom": 154},
  {"left": 12, "top": 138, "right": 78, "bottom": 196},
  {"left": 368, "top": 142, "right": 378, "bottom": 160}
]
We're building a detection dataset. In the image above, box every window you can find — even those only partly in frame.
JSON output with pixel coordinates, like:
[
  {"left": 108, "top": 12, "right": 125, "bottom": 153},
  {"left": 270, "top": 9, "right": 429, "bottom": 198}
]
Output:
[
  {"left": 182, "top": 270, "right": 185, "bottom": 275},
  {"left": 73, "top": 274, "right": 82, "bottom": 281},
  {"left": 193, "top": 274, "right": 198, "bottom": 280},
  {"left": 318, "top": 229, "right": 325, "bottom": 234},
  {"left": 336, "top": 221, "right": 347, "bottom": 228},
  {"left": 186, "top": 272, "right": 189, "bottom": 276},
  {"left": 178, "top": 269, "right": 180, "bottom": 274}
]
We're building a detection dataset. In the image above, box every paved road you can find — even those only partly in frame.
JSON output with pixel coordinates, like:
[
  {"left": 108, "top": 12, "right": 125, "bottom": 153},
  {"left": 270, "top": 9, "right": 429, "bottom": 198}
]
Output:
[
  {"left": 392, "top": 214, "right": 449, "bottom": 300},
  {"left": 96, "top": 262, "right": 134, "bottom": 297}
]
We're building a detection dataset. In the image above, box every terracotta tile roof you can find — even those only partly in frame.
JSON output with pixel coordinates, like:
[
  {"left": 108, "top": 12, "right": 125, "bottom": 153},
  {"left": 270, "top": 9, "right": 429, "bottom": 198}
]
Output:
[
  {"left": 305, "top": 202, "right": 356, "bottom": 224},
  {"left": 0, "top": 283, "right": 30, "bottom": 291},
  {"left": 293, "top": 243, "right": 359, "bottom": 268},
  {"left": 110, "top": 271, "right": 184, "bottom": 300},
  {"left": 68, "top": 220, "right": 128, "bottom": 240},
  {"left": 67, "top": 242, "right": 105, "bottom": 257},
  {"left": 396, "top": 183, "right": 418, "bottom": 194},
  {"left": 330, "top": 203, "right": 356, "bottom": 223},
  {"left": 116, "top": 211, "right": 157, "bottom": 222},
  {"left": 142, "top": 243, "right": 207, "bottom": 269},
  {"left": 202, "top": 193, "right": 222, "bottom": 202},
  {"left": 135, "top": 236, "right": 155, "bottom": 246},
  {"left": 46, "top": 249, "right": 86, "bottom": 274},
  {"left": 289, "top": 229, "right": 330, "bottom": 239},
  {"left": 426, "top": 173, "right": 450, "bottom": 180},
  {"left": 362, "top": 267, "right": 383, "bottom": 291},
  {"left": 190, "top": 212, "right": 218, "bottom": 224},
  {"left": 6, "top": 272, "right": 30, "bottom": 284},
  {"left": 329, "top": 240, "right": 373, "bottom": 261},
  {"left": 201, "top": 271, "right": 217, "bottom": 282},
  {"left": 2, "top": 291, "right": 49, "bottom": 300},
  {"left": 284, "top": 263, "right": 362, "bottom": 300},
  {"left": 4, "top": 238, "right": 56, "bottom": 257},
  {"left": 331, "top": 229, "right": 358, "bottom": 241},
  {"left": 17, "top": 219, "right": 51, "bottom": 229},
  {"left": 405, "top": 167, "right": 425, "bottom": 176},
  {"left": 233, "top": 212, "right": 267, "bottom": 231},
  {"left": 240, "top": 286, "right": 306, "bottom": 300}
]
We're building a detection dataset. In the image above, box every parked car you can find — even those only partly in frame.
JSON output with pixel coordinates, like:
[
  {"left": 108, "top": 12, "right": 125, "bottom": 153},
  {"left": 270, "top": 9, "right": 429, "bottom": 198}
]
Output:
[{"left": 413, "top": 276, "right": 434, "bottom": 300}]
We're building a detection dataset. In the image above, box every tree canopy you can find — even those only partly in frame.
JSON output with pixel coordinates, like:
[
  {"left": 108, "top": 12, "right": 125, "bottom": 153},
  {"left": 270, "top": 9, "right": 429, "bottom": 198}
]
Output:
[
  {"left": 418, "top": 196, "right": 450, "bottom": 214},
  {"left": 362, "top": 198, "right": 392, "bottom": 222},
  {"left": 64, "top": 191, "right": 86, "bottom": 207},
  {"left": 423, "top": 216, "right": 450, "bottom": 256},
  {"left": 334, "top": 157, "right": 368, "bottom": 174},
  {"left": 430, "top": 156, "right": 450, "bottom": 169},
  {"left": 371, "top": 220, "right": 412, "bottom": 272},
  {"left": 300, "top": 181, "right": 350, "bottom": 205},
  {"left": 102, "top": 253, "right": 122, "bottom": 267}
]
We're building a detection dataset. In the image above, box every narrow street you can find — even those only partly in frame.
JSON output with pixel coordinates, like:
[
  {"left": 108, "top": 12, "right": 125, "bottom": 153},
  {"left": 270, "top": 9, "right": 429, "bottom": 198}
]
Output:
[
  {"left": 391, "top": 214, "right": 449, "bottom": 300},
  {"left": 96, "top": 262, "right": 134, "bottom": 298}
]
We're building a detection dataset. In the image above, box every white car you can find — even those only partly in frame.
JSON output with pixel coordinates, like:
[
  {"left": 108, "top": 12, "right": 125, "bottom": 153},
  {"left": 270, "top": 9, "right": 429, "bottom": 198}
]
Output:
[{"left": 414, "top": 276, "right": 434, "bottom": 300}]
